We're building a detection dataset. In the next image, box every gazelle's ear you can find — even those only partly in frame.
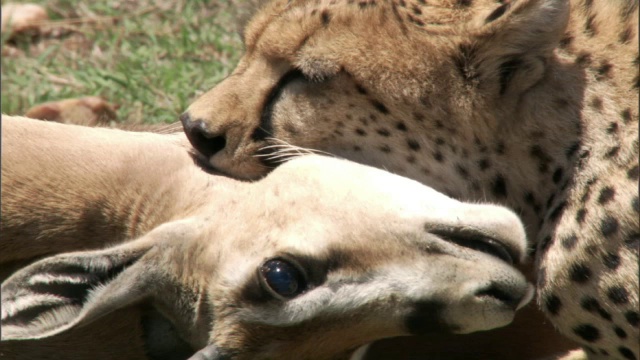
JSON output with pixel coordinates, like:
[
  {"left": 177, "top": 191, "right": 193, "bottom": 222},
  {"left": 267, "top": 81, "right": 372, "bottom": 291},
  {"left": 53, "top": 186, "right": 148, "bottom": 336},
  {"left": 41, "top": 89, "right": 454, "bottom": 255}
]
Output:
[
  {"left": 456, "top": 0, "right": 569, "bottom": 96},
  {"left": 1, "top": 235, "right": 159, "bottom": 340}
]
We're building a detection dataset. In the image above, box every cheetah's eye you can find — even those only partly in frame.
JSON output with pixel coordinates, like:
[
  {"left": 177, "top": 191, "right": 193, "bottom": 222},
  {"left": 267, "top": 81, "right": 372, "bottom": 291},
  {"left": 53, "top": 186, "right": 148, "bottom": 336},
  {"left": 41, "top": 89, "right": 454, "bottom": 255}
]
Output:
[{"left": 259, "top": 258, "right": 308, "bottom": 299}]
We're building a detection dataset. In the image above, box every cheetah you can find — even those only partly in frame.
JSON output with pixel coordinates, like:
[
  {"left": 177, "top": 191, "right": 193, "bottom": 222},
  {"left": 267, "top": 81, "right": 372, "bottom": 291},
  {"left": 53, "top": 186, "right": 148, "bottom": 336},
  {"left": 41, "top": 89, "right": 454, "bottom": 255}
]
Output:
[
  {"left": 1, "top": 116, "right": 533, "bottom": 359},
  {"left": 180, "top": 0, "right": 640, "bottom": 358}
]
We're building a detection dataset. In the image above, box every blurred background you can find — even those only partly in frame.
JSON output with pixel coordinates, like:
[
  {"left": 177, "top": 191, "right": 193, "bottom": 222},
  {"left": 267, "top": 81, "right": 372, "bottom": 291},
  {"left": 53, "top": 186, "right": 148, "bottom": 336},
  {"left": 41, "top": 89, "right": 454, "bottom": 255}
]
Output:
[{"left": 1, "top": 0, "right": 259, "bottom": 124}]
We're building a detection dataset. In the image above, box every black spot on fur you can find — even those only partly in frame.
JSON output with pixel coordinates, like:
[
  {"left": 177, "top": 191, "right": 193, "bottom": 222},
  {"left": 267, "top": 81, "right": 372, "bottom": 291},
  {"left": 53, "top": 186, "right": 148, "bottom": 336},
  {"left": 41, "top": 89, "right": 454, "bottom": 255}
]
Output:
[
  {"left": 358, "top": 0, "right": 375, "bottom": 9},
  {"left": 605, "top": 146, "right": 620, "bottom": 158},
  {"left": 453, "top": 43, "right": 479, "bottom": 83},
  {"left": 355, "top": 128, "right": 367, "bottom": 136},
  {"left": 455, "top": 165, "right": 469, "bottom": 179},
  {"left": 633, "top": 196, "right": 639, "bottom": 213},
  {"left": 600, "top": 216, "right": 619, "bottom": 237},
  {"left": 606, "top": 122, "right": 619, "bottom": 134},
  {"left": 524, "top": 192, "right": 541, "bottom": 213},
  {"left": 545, "top": 294, "right": 562, "bottom": 315},
  {"left": 619, "top": 347, "right": 637, "bottom": 360},
  {"left": 370, "top": 100, "right": 389, "bottom": 114},
  {"left": 619, "top": 26, "right": 633, "bottom": 44},
  {"left": 433, "top": 151, "right": 444, "bottom": 162},
  {"left": 538, "top": 162, "right": 549, "bottom": 173},
  {"left": 573, "top": 324, "right": 600, "bottom": 342},
  {"left": 581, "top": 177, "right": 597, "bottom": 202},
  {"left": 607, "top": 286, "right": 629, "bottom": 305},
  {"left": 376, "top": 128, "right": 391, "bottom": 137},
  {"left": 614, "top": 326, "right": 627, "bottom": 339},
  {"left": 491, "top": 175, "right": 508, "bottom": 198},
  {"left": 495, "top": 142, "right": 505, "bottom": 155},
  {"left": 628, "top": 165, "right": 639, "bottom": 180},
  {"left": 552, "top": 168, "right": 563, "bottom": 184},
  {"left": 625, "top": 311, "right": 639, "bottom": 327},
  {"left": 498, "top": 58, "right": 522, "bottom": 95},
  {"left": 581, "top": 297, "right": 599, "bottom": 312},
  {"left": 580, "top": 296, "right": 611, "bottom": 321},
  {"left": 590, "top": 97, "right": 603, "bottom": 111},
  {"left": 566, "top": 142, "right": 580, "bottom": 158},
  {"left": 581, "top": 297, "right": 613, "bottom": 321},
  {"left": 576, "top": 208, "right": 587, "bottom": 224},
  {"left": 621, "top": 108, "right": 633, "bottom": 123},
  {"left": 596, "top": 62, "right": 613, "bottom": 80},
  {"left": 575, "top": 52, "right": 592, "bottom": 65},
  {"left": 624, "top": 232, "right": 639, "bottom": 250},
  {"left": 407, "top": 139, "right": 420, "bottom": 151},
  {"left": 530, "top": 145, "right": 551, "bottom": 162},
  {"left": 396, "top": 122, "right": 408, "bottom": 131},
  {"left": 321, "top": 10, "right": 331, "bottom": 25},
  {"left": 355, "top": 84, "right": 367, "bottom": 95},
  {"left": 379, "top": 145, "right": 392, "bottom": 153},
  {"left": 548, "top": 201, "right": 567, "bottom": 222},
  {"left": 561, "top": 234, "right": 577, "bottom": 250},
  {"left": 597, "top": 187, "right": 615, "bottom": 204},
  {"left": 569, "top": 263, "right": 591, "bottom": 283},
  {"left": 584, "top": 14, "right": 597, "bottom": 37},
  {"left": 560, "top": 33, "right": 574, "bottom": 48},
  {"left": 602, "top": 252, "right": 621, "bottom": 270},
  {"left": 485, "top": 2, "right": 509, "bottom": 23}
]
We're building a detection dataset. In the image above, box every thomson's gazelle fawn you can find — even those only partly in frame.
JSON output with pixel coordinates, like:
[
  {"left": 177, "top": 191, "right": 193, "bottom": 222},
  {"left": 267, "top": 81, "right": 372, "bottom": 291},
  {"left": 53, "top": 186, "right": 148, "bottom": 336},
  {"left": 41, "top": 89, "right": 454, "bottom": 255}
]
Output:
[{"left": 1, "top": 116, "right": 532, "bottom": 359}]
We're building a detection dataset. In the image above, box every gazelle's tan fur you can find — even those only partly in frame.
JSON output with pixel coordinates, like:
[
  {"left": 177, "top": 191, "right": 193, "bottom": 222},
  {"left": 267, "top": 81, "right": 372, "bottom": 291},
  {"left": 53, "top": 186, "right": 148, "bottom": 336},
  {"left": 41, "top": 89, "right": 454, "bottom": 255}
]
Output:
[{"left": 1, "top": 115, "right": 533, "bottom": 359}]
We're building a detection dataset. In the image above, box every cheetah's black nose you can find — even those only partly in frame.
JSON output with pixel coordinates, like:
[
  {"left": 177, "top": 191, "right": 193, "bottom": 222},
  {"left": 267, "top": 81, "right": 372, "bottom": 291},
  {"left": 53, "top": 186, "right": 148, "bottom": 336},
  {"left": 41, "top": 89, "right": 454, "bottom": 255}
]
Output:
[{"left": 179, "top": 112, "right": 226, "bottom": 158}]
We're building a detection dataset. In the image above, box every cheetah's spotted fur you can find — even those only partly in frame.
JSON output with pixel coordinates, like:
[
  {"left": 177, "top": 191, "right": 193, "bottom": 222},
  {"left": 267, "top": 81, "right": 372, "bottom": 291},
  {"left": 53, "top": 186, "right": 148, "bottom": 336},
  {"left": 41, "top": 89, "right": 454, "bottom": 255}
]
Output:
[{"left": 183, "top": 0, "right": 639, "bottom": 358}]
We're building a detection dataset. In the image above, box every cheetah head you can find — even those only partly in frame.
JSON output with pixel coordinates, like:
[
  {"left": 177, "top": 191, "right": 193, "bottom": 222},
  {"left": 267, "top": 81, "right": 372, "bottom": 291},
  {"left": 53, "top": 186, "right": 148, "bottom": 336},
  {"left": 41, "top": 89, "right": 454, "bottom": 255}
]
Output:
[{"left": 182, "top": 0, "right": 569, "bottom": 180}]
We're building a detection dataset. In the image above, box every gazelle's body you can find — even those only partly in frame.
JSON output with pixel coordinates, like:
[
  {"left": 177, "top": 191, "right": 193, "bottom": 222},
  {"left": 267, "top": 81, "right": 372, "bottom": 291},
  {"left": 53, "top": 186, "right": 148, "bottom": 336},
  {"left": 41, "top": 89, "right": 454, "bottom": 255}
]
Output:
[{"left": 2, "top": 116, "right": 532, "bottom": 359}]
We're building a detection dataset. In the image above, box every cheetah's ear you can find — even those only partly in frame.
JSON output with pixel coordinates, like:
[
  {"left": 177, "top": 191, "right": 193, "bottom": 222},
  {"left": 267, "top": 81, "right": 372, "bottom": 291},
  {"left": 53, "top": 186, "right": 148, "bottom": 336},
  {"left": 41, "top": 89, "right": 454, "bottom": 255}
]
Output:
[
  {"left": 457, "top": 0, "right": 569, "bottom": 96},
  {"left": 474, "top": 0, "right": 569, "bottom": 52}
]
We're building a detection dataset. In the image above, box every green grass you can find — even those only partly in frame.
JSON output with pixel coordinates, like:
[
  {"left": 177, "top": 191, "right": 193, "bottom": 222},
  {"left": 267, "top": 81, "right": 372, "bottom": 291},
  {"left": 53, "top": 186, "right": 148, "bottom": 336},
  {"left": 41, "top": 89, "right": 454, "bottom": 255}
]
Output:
[{"left": 1, "top": 0, "right": 254, "bottom": 123}]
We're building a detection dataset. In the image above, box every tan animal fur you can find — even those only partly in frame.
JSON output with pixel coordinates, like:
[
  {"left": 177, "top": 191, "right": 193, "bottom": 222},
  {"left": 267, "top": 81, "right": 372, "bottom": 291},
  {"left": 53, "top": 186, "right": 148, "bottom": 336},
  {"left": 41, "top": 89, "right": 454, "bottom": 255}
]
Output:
[
  {"left": 1, "top": 115, "right": 534, "bottom": 359},
  {"left": 181, "top": 0, "right": 639, "bottom": 358}
]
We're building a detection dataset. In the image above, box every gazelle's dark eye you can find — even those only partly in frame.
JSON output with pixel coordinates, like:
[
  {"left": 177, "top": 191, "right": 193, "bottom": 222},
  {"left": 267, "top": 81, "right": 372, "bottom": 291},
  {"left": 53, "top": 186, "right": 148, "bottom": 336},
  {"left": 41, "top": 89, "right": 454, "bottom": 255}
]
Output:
[{"left": 260, "top": 259, "right": 307, "bottom": 299}]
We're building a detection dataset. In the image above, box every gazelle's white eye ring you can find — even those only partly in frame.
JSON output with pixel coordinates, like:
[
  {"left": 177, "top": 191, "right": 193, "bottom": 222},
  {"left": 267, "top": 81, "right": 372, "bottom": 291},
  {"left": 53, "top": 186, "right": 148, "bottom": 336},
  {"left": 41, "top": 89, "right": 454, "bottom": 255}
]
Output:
[{"left": 259, "top": 258, "right": 308, "bottom": 299}]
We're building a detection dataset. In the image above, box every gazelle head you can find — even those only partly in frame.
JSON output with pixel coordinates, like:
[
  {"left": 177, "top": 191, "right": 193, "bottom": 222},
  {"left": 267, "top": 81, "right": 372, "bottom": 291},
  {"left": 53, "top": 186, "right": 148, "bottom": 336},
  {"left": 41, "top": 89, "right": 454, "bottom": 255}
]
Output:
[{"left": 2, "top": 155, "right": 532, "bottom": 359}]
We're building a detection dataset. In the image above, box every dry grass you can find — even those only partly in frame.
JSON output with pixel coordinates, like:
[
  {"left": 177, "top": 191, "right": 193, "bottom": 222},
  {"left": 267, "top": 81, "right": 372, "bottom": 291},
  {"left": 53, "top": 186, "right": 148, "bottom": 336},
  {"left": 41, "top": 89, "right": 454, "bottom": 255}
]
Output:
[{"left": 1, "top": 0, "right": 260, "bottom": 124}]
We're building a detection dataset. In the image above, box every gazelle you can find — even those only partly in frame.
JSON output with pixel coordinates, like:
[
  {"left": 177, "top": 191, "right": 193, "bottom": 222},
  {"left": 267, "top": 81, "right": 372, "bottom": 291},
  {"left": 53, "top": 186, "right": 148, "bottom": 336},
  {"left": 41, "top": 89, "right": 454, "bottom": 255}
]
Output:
[{"left": 1, "top": 116, "right": 532, "bottom": 359}]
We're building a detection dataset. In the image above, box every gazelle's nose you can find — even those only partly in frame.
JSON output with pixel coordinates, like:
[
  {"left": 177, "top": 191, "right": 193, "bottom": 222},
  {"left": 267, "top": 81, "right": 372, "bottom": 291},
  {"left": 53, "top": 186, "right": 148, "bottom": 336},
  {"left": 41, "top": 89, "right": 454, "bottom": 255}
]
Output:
[{"left": 179, "top": 112, "right": 226, "bottom": 158}]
